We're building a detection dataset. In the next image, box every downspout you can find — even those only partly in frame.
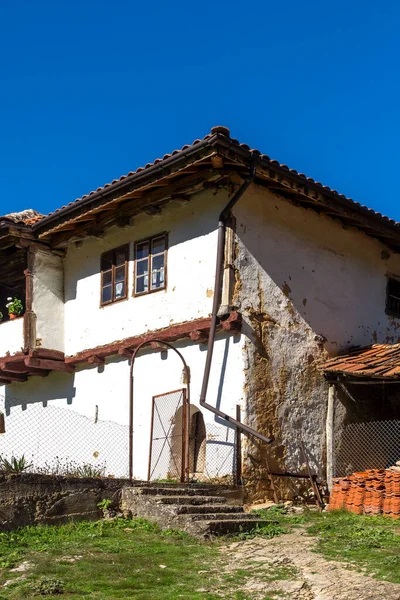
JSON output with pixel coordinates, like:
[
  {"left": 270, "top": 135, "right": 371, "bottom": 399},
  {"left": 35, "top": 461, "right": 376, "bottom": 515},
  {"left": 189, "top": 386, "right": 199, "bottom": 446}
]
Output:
[{"left": 199, "top": 157, "right": 273, "bottom": 445}]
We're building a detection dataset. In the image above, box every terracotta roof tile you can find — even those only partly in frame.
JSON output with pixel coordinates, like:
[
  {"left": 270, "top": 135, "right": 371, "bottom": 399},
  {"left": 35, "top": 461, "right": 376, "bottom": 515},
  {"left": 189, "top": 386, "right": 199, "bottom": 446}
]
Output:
[
  {"left": 1, "top": 209, "right": 45, "bottom": 225},
  {"left": 319, "top": 343, "right": 400, "bottom": 380},
  {"left": 2, "top": 126, "right": 400, "bottom": 235}
]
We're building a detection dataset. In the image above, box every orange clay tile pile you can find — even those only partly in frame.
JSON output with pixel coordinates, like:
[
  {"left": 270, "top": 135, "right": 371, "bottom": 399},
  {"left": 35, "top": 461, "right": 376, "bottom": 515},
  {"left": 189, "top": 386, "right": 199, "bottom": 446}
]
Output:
[{"left": 329, "top": 468, "right": 400, "bottom": 519}]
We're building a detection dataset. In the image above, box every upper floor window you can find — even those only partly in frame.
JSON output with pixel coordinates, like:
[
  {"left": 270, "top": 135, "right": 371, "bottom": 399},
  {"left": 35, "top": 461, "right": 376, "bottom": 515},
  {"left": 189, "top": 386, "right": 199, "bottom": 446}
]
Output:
[
  {"left": 100, "top": 244, "right": 129, "bottom": 306},
  {"left": 134, "top": 234, "right": 167, "bottom": 295},
  {"left": 386, "top": 276, "right": 400, "bottom": 317}
]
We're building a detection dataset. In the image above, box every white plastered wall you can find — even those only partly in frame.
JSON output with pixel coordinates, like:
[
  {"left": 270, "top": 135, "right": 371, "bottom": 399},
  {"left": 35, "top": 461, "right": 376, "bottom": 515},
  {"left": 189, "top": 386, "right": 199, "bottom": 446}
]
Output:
[
  {"left": 64, "top": 188, "right": 231, "bottom": 356},
  {"left": 32, "top": 249, "right": 65, "bottom": 352},
  {"left": 1, "top": 333, "right": 244, "bottom": 480},
  {"left": 0, "top": 318, "right": 24, "bottom": 357},
  {"left": 234, "top": 183, "right": 400, "bottom": 477}
]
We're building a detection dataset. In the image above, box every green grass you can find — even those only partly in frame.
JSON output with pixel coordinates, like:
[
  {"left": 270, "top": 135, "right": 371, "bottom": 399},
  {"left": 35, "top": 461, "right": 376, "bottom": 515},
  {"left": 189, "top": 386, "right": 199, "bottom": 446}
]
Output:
[
  {"left": 252, "top": 505, "right": 400, "bottom": 584},
  {"left": 0, "top": 518, "right": 284, "bottom": 599}
]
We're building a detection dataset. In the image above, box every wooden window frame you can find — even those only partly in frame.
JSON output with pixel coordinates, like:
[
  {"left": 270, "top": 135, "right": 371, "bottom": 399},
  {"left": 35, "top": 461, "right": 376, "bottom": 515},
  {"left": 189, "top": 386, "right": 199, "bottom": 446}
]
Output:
[
  {"left": 133, "top": 233, "right": 168, "bottom": 297},
  {"left": 100, "top": 244, "right": 129, "bottom": 307},
  {"left": 386, "top": 275, "right": 400, "bottom": 318}
]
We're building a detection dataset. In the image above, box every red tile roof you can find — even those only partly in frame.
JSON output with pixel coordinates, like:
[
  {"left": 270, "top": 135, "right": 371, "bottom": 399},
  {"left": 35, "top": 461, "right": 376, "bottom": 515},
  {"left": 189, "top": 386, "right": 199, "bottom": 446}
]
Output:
[
  {"left": 2, "top": 126, "right": 400, "bottom": 242},
  {"left": 37, "top": 125, "right": 400, "bottom": 228},
  {"left": 319, "top": 344, "right": 400, "bottom": 379},
  {"left": 2, "top": 209, "right": 45, "bottom": 225}
]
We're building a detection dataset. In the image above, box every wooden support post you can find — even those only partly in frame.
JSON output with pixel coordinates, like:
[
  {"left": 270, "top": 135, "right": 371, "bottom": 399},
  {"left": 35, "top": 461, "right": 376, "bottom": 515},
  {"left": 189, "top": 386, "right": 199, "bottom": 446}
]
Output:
[
  {"left": 235, "top": 405, "right": 242, "bottom": 486},
  {"left": 326, "top": 384, "right": 335, "bottom": 491},
  {"left": 23, "top": 248, "right": 36, "bottom": 352}
]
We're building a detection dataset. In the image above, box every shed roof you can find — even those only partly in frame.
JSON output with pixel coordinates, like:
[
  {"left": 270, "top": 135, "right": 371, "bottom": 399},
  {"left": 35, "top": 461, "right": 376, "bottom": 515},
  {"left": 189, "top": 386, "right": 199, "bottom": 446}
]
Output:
[{"left": 319, "top": 344, "right": 400, "bottom": 380}]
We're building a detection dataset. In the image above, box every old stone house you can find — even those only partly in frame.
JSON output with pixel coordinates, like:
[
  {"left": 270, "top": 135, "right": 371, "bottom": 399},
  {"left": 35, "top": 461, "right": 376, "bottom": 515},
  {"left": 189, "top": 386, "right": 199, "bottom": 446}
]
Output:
[{"left": 1, "top": 126, "right": 400, "bottom": 494}]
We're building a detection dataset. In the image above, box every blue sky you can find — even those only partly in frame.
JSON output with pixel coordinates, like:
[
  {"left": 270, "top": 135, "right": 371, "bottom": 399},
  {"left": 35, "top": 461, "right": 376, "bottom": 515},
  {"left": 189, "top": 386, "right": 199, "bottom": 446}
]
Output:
[{"left": 1, "top": 1, "right": 399, "bottom": 219}]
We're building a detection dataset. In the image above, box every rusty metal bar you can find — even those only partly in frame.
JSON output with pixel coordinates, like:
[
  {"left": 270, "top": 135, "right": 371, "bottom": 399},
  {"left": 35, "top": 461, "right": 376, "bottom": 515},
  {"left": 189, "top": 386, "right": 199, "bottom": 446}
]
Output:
[
  {"left": 235, "top": 405, "right": 242, "bottom": 486},
  {"left": 300, "top": 439, "right": 324, "bottom": 511},
  {"left": 129, "top": 339, "right": 191, "bottom": 482},
  {"left": 199, "top": 157, "right": 273, "bottom": 445}
]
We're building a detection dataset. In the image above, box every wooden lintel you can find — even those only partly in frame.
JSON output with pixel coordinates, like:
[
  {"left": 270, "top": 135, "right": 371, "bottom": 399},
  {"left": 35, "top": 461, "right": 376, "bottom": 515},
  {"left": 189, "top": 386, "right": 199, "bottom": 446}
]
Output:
[
  {"left": 118, "top": 348, "right": 133, "bottom": 358},
  {"left": 66, "top": 312, "right": 241, "bottom": 366},
  {"left": 24, "top": 357, "right": 74, "bottom": 373},
  {"left": 189, "top": 329, "right": 209, "bottom": 343},
  {"left": 27, "top": 369, "right": 51, "bottom": 378},
  {"left": 0, "top": 379, "right": 11, "bottom": 385},
  {"left": 211, "top": 155, "right": 224, "bottom": 169},
  {"left": 0, "top": 361, "right": 27, "bottom": 373},
  {"left": 88, "top": 355, "right": 105, "bottom": 365},
  {"left": 28, "top": 348, "right": 65, "bottom": 361},
  {"left": 221, "top": 311, "right": 242, "bottom": 333},
  {"left": 0, "top": 371, "right": 28, "bottom": 382}
]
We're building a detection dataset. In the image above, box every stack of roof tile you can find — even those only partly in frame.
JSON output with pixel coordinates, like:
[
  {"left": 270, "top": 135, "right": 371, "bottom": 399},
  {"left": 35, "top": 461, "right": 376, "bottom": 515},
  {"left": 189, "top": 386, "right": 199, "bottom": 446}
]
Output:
[
  {"left": 329, "top": 469, "right": 400, "bottom": 519},
  {"left": 383, "top": 471, "right": 400, "bottom": 519}
]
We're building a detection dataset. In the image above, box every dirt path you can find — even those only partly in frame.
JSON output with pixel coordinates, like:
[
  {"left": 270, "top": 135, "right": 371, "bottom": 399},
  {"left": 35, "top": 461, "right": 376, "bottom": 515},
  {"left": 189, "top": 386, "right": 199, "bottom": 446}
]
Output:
[{"left": 222, "top": 528, "right": 400, "bottom": 600}]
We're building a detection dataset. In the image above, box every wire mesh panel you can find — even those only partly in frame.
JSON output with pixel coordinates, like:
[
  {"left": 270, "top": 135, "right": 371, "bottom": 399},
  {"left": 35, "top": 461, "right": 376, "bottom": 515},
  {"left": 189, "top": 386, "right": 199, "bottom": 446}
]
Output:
[
  {"left": 148, "top": 389, "right": 186, "bottom": 481},
  {"left": 202, "top": 422, "right": 236, "bottom": 484},
  {"left": 334, "top": 419, "right": 400, "bottom": 477},
  {"left": 0, "top": 398, "right": 129, "bottom": 477}
]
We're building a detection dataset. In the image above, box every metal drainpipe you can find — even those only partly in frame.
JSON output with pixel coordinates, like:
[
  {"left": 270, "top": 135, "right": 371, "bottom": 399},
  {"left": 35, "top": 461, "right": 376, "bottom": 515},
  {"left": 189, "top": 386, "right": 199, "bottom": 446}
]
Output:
[{"left": 199, "top": 156, "right": 273, "bottom": 445}]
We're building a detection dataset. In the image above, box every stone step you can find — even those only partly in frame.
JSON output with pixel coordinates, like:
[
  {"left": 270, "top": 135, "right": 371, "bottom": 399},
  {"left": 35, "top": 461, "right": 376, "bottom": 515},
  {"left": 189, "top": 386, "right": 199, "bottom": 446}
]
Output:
[
  {"left": 175, "top": 504, "right": 244, "bottom": 515},
  {"left": 189, "top": 512, "right": 261, "bottom": 522},
  {"left": 131, "top": 486, "right": 223, "bottom": 497},
  {"left": 155, "top": 495, "right": 227, "bottom": 505},
  {"left": 195, "top": 518, "right": 272, "bottom": 537}
]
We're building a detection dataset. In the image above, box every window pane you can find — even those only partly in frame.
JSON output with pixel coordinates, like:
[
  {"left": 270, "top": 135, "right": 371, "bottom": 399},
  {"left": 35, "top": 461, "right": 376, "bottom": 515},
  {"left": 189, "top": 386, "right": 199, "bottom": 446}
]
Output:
[
  {"left": 115, "top": 266, "right": 126, "bottom": 283},
  {"left": 136, "top": 259, "right": 149, "bottom": 277},
  {"left": 102, "top": 270, "right": 112, "bottom": 286},
  {"left": 136, "top": 275, "right": 148, "bottom": 294},
  {"left": 102, "top": 285, "right": 112, "bottom": 304},
  {"left": 151, "top": 254, "right": 165, "bottom": 289},
  {"left": 116, "top": 249, "right": 127, "bottom": 266},
  {"left": 115, "top": 282, "right": 125, "bottom": 299},
  {"left": 136, "top": 242, "right": 149, "bottom": 260},
  {"left": 101, "top": 253, "right": 113, "bottom": 271},
  {"left": 152, "top": 254, "right": 164, "bottom": 271},
  {"left": 152, "top": 236, "right": 165, "bottom": 255}
]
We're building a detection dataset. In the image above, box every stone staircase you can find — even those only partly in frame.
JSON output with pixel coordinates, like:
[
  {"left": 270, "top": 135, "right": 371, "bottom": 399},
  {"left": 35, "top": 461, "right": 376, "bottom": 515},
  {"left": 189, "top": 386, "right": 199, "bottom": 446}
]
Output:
[{"left": 121, "top": 484, "right": 273, "bottom": 537}]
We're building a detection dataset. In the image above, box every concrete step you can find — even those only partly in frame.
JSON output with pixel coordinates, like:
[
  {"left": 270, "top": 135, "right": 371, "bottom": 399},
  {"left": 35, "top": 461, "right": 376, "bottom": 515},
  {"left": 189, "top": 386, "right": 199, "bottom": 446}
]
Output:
[
  {"left": 189, "top": 512, "right": 261, "bottom": 522},
  {"left": 131, "top": 486, "right": 223, "bottom": 497},
  {"left": 175, "top": 504, "right": 244, "bottom": 515},
  {"left": 155, "top": 495, "right": 227, "bottom": 505}
]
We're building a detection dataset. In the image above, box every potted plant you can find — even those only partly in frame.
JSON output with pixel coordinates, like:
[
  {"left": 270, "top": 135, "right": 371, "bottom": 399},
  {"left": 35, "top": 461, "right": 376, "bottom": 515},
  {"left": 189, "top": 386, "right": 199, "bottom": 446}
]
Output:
[{"left": 6, "top": 297, "right": 23, "bottom": 320}]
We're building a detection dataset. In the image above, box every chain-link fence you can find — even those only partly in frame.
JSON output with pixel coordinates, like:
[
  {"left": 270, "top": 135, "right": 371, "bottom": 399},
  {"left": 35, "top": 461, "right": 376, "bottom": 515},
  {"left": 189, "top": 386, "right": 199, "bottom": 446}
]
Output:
[
  {"left": 334, "top": 419, "right": 400, "bottom": 477},
  {"left": 148, "top": 389, "right": 237, "bottom": 483},
  {"left": 0, "top": 395, "right": 238, "bottom": 484},
  {"left": 0, "top": 398, "right": 130, "bottom": 478}
]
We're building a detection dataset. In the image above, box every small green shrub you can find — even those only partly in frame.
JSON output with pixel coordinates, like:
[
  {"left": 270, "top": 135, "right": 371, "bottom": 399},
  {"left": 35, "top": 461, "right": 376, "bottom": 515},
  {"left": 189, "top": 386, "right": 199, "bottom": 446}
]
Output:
[
  {"left": 6, "top": 297, "right": 23, "bottom": 316},
  {"left": 30, "top": 576, "right": 64, "bottom": 595},
  {"left": 97, "top": 498, "right": 112, "bottom": 510},
  {"left": 0, "top": 455, "right": 32, "bottom": 474}
]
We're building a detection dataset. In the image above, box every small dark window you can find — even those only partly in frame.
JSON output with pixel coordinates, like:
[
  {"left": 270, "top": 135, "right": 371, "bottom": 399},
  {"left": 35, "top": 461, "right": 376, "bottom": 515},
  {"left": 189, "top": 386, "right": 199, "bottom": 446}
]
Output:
[
  {"left": 134, "top": 234, "right": 167, "bottom": 295},
  {"left": 386, "top": 277, "right": 400, "bottom": 317},
  {"left": 100, "top": 245, "right": 129, "bottom": 306}
]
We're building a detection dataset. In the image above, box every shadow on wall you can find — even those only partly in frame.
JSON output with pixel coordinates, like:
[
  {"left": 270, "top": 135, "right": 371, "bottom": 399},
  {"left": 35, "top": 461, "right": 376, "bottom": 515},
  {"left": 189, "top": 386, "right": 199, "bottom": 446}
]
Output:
[
  {"left": 236, "top": 189, "right": 400, "bottom": 351},
  {"left": 4, "top": 372, "right": 76, "bottom": 415},
  {"left": 64, "top": 190, "right": 225, "bottom": 303}
]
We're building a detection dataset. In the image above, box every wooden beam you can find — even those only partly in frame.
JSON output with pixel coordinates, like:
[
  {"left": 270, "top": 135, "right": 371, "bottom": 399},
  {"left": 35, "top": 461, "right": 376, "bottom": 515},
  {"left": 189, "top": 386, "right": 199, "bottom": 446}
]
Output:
[
  {"left": 28, "top": 348, "right": 65, "bottom": 361},
  {"left": 88, "top": 356, "right": 105, "bottom": 365},
  {"left": 0, "top": 361, "right": 27, "bottom": 373},
  {"left": 189, "top": 330, "right": 209, "bottom": 343},
  {"left": 0, "top": 371, "right": 28, "bottom": 382},
  {"left": 24, "top": 357, "right": 74, "bottom": 373}
]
